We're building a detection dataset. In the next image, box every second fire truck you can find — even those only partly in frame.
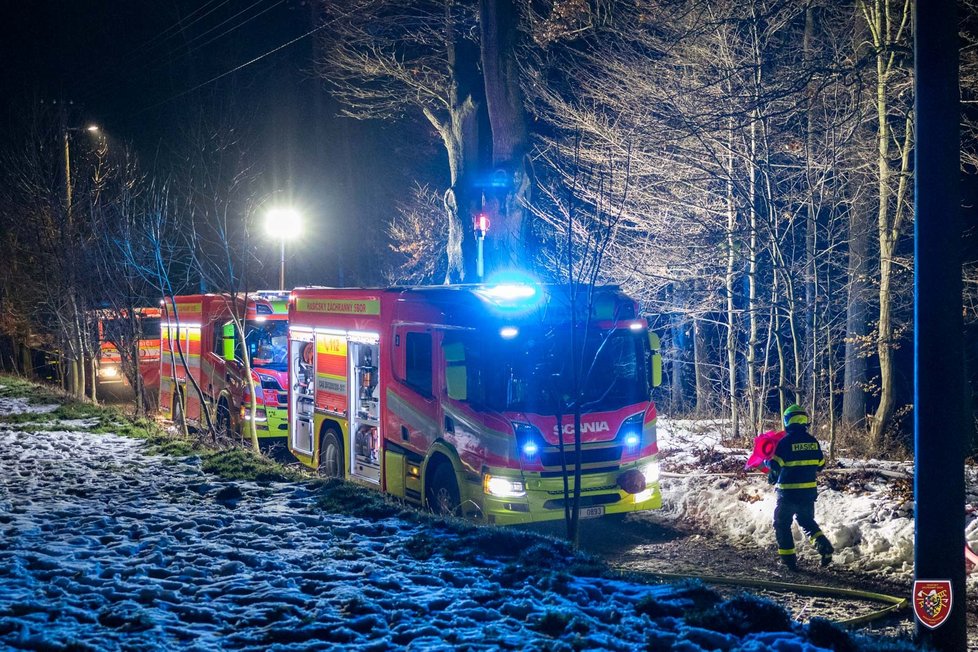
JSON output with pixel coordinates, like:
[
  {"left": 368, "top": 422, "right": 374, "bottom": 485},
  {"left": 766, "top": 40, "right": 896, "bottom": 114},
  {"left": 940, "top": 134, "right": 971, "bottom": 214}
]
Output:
[{"left": 159, "top": 293, "right": 289, "bottom": 449}]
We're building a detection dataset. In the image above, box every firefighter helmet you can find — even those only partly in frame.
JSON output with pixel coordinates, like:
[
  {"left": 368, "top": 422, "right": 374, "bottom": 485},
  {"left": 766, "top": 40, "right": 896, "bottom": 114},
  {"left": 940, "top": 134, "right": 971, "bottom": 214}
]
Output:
[{"left": 783, "top": 404, "right": 809, "bottom": 427}]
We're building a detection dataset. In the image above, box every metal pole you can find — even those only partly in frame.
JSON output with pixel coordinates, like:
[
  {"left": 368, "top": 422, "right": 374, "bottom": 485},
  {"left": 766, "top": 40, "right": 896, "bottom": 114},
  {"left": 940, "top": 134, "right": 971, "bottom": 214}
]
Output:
[
  {"left": 476, "top": 234, "right": 484, "bottom": 280},
  {"left": 279, "top": 238, "right": 286, "bottom": 291},
  {"left": 913, "top": 0, "right": 966, "bottom": 648},
  {"left": 63, "top": 130, "right": 72, "bottom": 219}
]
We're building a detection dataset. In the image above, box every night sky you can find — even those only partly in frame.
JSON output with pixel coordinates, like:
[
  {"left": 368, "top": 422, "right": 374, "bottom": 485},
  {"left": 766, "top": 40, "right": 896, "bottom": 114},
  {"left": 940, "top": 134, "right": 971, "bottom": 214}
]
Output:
[{"left": 1, "top": 0, "right": 437, "bottom": 288}]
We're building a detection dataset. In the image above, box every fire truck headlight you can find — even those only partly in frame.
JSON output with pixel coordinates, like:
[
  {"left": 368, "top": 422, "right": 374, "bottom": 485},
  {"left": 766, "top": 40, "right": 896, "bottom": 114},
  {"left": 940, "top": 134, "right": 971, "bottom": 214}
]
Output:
[
  {"left": 483, "top": 474, "right": 526, "bottom": 498},
  {"left": 100, "top": 366, "right": 119, "bottom": 378},
  {"left": 241, "top": 407, "right": 267, "bottom": 422},
  {"left": 624, "top": 433, "right": 640, "bottom": 449},
  {"left": 641, "top": 461, "right": 660, "bottom": 484}
]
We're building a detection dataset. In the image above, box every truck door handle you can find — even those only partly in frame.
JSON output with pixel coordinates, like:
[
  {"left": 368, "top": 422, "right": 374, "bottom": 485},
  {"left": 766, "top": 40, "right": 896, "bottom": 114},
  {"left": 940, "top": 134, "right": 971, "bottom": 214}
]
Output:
[
  {"left": 401, "top": 426, "right": 409, "bottom": 441},
  {"left": 444, "top": 417, "right": 454, "bottom": 433}
]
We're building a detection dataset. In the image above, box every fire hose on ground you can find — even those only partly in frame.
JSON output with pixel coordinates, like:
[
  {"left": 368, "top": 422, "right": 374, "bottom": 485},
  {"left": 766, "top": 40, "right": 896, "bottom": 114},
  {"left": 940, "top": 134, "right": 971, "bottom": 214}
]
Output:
[{"left": 622, "top": 569, "right": 909, "bottom": 628}]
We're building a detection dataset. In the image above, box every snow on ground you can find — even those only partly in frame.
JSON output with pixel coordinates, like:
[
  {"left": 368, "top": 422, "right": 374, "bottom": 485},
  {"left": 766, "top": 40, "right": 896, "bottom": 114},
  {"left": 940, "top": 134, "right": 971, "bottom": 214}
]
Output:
[
  {"left": 0, "top": 395, "right": 58, "bottom": 416},
  {"left": 0, "top": 396, "right": 879, "bottom": 651},
  {"left": 646, "top": 417, "right": 978, "bottom": 591}
]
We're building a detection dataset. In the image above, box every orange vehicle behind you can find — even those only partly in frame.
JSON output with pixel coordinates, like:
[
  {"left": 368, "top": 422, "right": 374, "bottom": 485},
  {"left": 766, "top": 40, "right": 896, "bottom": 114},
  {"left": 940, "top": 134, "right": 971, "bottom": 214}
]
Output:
[{"left": 94, "top": 307, "right": 162, "bottom": 391}]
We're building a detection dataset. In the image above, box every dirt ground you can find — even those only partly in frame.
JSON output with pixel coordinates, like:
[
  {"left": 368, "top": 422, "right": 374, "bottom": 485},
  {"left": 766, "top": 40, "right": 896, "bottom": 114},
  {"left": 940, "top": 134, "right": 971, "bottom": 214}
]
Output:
[{"left": 565, "top": 514, "right": 978, "bottom": 648}]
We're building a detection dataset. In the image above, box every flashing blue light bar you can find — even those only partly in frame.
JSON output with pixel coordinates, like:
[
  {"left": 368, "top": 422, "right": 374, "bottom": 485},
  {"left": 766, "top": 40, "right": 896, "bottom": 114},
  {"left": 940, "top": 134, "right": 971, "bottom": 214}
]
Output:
[
  {"left": 500, "top": 326, "right": 519, "bottom": 339},
  {"left": 484, "top": 284, "right": 537, "bottom": 301}
]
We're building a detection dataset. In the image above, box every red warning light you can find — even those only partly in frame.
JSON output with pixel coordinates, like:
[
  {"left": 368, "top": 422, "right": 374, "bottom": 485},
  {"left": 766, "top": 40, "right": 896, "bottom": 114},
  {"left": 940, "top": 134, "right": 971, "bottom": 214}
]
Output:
[{"left": 474, "top": 213, "right": 490, "bottom": 234}]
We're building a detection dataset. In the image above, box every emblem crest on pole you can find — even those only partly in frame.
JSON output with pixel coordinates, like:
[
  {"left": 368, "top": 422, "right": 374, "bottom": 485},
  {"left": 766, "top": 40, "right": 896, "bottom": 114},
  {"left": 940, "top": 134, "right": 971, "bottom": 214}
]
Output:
[{"left": 913, "top": 580, "right": 952, "bottom": 629}]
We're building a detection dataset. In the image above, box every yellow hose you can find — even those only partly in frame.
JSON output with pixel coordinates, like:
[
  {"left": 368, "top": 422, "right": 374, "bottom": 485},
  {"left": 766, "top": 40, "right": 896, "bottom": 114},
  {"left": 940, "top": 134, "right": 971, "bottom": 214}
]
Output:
[{"left": 623, "top": 570, "right": 908, "bottom": 627}]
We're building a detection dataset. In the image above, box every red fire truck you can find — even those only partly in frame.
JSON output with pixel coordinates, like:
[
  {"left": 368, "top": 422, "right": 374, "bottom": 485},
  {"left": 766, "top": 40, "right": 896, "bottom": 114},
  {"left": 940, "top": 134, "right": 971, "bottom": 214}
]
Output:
[
  {"left": 159, "top": 294, "right": 289, "bottom": 447},
  {"left": 94, "top": 307, "right": 162, "bottom": 390},
  {"left": 286, "top": 283, "right": 663, "bottom": 525}
]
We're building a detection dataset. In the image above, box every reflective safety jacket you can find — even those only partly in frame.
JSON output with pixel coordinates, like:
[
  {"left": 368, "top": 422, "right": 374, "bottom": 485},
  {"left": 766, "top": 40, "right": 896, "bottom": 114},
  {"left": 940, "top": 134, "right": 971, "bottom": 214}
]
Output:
[{"left": 768, "top": 424, "right": 825, "bottom": 501}]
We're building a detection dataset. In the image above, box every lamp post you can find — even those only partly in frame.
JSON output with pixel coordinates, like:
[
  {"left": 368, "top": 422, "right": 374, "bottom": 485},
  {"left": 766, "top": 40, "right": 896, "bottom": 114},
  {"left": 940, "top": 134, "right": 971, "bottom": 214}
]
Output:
[
  {"left": 63, "top": 124, "right": 99, "bottom": 218},
  {"left": 265, "top": 207, "right": 301, "bottom": 290}
]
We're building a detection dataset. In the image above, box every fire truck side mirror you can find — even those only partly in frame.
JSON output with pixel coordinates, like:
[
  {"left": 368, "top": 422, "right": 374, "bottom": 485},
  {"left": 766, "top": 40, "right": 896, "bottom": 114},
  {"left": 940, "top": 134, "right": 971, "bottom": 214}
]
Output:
[
  {"left": 648, "top": 331, "right": 662, "bottom": 389},
  {"left": 442, "top": 340, "right": 467, "bottom": 401}
]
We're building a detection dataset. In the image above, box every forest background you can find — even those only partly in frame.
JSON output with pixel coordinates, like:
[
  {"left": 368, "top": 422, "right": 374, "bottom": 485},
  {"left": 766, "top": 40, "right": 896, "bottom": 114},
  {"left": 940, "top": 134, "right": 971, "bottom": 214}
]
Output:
[{"left": 0, "top": 0, "right": 976, "bottom": 457}]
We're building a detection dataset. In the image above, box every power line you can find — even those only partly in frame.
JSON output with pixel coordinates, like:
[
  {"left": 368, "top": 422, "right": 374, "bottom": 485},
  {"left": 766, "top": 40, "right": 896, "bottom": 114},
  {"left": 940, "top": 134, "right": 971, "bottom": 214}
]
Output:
[
  {"left": 130, "top": 21, "right": 330, "bottom": 117},
  {"left": 125, "top": 0, "right": 231, "bottom": 59},
  {"left": 144, "top": 0, "right": 285, "bottom": 71}
]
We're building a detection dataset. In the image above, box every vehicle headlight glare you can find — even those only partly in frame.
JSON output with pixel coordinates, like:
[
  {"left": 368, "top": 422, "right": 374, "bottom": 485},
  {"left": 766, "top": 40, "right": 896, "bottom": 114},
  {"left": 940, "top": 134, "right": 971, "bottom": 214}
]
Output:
[
  {"left": 484, "top": 474, "right": 526, "bottom": 498},
  {"left": 641, "top": 462, "right": 660, "bottom": 484}
]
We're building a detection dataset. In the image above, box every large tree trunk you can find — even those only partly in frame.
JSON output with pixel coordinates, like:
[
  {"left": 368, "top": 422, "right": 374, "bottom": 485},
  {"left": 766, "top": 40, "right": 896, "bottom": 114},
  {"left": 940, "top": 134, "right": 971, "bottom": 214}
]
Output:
[
  {"left": 479, "top": 0, "right": 530, "bottom": 276},
  {"left": 437, "top": 0, "right": 485, "bottom": 283}
]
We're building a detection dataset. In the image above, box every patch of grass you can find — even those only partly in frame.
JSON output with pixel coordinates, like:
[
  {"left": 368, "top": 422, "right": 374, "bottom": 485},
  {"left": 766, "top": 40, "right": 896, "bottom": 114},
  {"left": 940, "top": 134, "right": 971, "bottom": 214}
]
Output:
[
  {"left": 314, "top": 479, "right": 412, "bottom": 519},
  {"left": 200, "top": 448, "right": 304, "bottom": 482},
  {"left": 531, "top": 610, "right": 572, "bottom": 637},
  {"left": 685, "top": 592, "right": 792, "bottom": 636},
  {"left": 0, "top": 375, "right": 61, "bottom": 401},
  {"left": 635, "top": 581, "right": 721, "bottom": 619}
]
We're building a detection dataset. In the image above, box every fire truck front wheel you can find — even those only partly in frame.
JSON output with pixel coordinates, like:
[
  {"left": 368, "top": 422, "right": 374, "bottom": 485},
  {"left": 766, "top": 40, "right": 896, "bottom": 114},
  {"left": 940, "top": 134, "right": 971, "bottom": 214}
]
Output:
[
  {"left": 215, "top": 400, "right": 232, "bottom": 437},
  {"left": 426, "top": 463, "right": 460, "bottom": 517},
  {"left": 319, "top": 429, "right": 343, "bottom": 478}
]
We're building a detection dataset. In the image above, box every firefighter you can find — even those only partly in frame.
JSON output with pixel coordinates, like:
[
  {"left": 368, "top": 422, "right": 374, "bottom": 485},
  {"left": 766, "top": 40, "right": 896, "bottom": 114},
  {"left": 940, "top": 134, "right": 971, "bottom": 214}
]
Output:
[{"left": 768, "top": 404, "right": 834, "bottom": 570}]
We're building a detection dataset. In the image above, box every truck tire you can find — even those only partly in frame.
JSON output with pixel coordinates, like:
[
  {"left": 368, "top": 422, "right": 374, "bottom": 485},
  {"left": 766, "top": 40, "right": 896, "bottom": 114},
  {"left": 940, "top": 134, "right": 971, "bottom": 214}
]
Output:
[
  {"left": 216, "top": 400, "right": 232, "bottom": 439},
  {"left": 426, "top": 464, "right": 460, "bottom": 517},
  {"left": 319, "top": 429, "right": 343, "bottom": 478}
]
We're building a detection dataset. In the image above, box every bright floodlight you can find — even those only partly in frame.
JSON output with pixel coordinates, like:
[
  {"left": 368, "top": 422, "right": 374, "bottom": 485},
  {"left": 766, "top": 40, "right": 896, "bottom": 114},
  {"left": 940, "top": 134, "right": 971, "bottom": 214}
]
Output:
[
  {"left": 266, "top": 207, "right": 301, "bottom": 239},
  {"left": 86, "top": 125, "right": 99, "bottom": 132}
]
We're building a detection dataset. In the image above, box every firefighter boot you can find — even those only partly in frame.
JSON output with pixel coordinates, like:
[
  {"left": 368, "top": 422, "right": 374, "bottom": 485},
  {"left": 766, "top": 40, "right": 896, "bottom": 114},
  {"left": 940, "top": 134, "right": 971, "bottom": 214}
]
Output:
[
  {"left": 813, "top": 534, "right": 834, "bottom": 567},
  {"left": 779, "top": 551, "right": 798, "bottom": 571}
]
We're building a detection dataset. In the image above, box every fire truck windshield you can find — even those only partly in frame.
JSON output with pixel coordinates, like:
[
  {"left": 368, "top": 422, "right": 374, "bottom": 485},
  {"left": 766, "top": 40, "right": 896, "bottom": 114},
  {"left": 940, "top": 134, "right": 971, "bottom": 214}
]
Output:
[
  {"left": 450, "top": 327, "right": 649, "bottom": 414},
  {"left": 245, "top": 320, "right": 288, "bottom": 371}
]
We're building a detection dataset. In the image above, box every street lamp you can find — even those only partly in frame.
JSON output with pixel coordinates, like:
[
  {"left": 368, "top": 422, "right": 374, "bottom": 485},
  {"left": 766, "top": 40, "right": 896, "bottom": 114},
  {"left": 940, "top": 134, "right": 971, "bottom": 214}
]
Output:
[
  {"left": 64, "top": 124, "right": 99, "bottom": 222},
  {"left": 265, "top": 207, "right": 301, "bottom": 290}
]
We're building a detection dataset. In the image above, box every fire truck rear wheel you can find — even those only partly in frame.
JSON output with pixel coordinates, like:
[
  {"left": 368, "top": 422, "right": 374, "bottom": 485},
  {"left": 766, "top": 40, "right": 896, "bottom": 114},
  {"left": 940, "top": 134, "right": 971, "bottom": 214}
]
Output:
[
  {"left": 319, "top": 430, "right": 343, "bottom": 478},
  {"left": 427, "top": 464, "right": 460, "bottom": 517}
]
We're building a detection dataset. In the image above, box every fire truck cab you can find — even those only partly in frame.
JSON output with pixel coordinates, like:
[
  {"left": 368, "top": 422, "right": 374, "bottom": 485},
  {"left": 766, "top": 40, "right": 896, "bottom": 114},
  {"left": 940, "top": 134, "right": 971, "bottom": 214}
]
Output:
[
  {"left": 287, "top": 284, "right": 663, "bottom": 525},
  {"left": 159, "top": 294, "right": 288, "bottom": 447}
]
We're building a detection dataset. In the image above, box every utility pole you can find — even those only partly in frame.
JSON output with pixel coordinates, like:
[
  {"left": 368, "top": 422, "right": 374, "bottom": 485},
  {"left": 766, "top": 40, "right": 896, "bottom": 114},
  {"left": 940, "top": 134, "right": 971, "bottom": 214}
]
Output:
[{"left": 913, "top": 0, "right": 966, "bottom": 649}]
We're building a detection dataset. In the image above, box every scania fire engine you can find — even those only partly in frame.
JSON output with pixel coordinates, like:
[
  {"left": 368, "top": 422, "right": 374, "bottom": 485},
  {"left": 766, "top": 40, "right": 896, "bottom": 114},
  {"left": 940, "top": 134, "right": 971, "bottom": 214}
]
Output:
[
  {"left": 286, "top": 283, "right": 663, "bottom": 525},
  {"left": 158, "top": 293, "right": 289, "bottom": 449}
]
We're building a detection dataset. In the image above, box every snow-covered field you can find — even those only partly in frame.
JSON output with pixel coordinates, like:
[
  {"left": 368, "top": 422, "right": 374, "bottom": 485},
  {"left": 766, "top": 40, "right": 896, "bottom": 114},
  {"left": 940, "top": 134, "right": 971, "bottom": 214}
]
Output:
[
  {"left": 0, "top": 392, "right": 913, "bottom": 651},
  {"left": 647, "top": 418, "right": 978, "bottom": 591}
]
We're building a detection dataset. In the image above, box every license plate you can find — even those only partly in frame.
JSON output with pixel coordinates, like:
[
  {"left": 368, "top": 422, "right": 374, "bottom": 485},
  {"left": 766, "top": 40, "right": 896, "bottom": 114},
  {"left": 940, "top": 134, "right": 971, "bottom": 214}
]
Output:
[{"left": 579, "top": 506, "right": 605, "bottom": 520}]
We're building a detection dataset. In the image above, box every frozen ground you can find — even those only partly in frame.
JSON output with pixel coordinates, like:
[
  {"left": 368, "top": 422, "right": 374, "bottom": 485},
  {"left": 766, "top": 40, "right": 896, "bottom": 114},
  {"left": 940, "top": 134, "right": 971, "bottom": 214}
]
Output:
[{"left": 0, "top": 392, "right": 912, "bottom": 651}]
